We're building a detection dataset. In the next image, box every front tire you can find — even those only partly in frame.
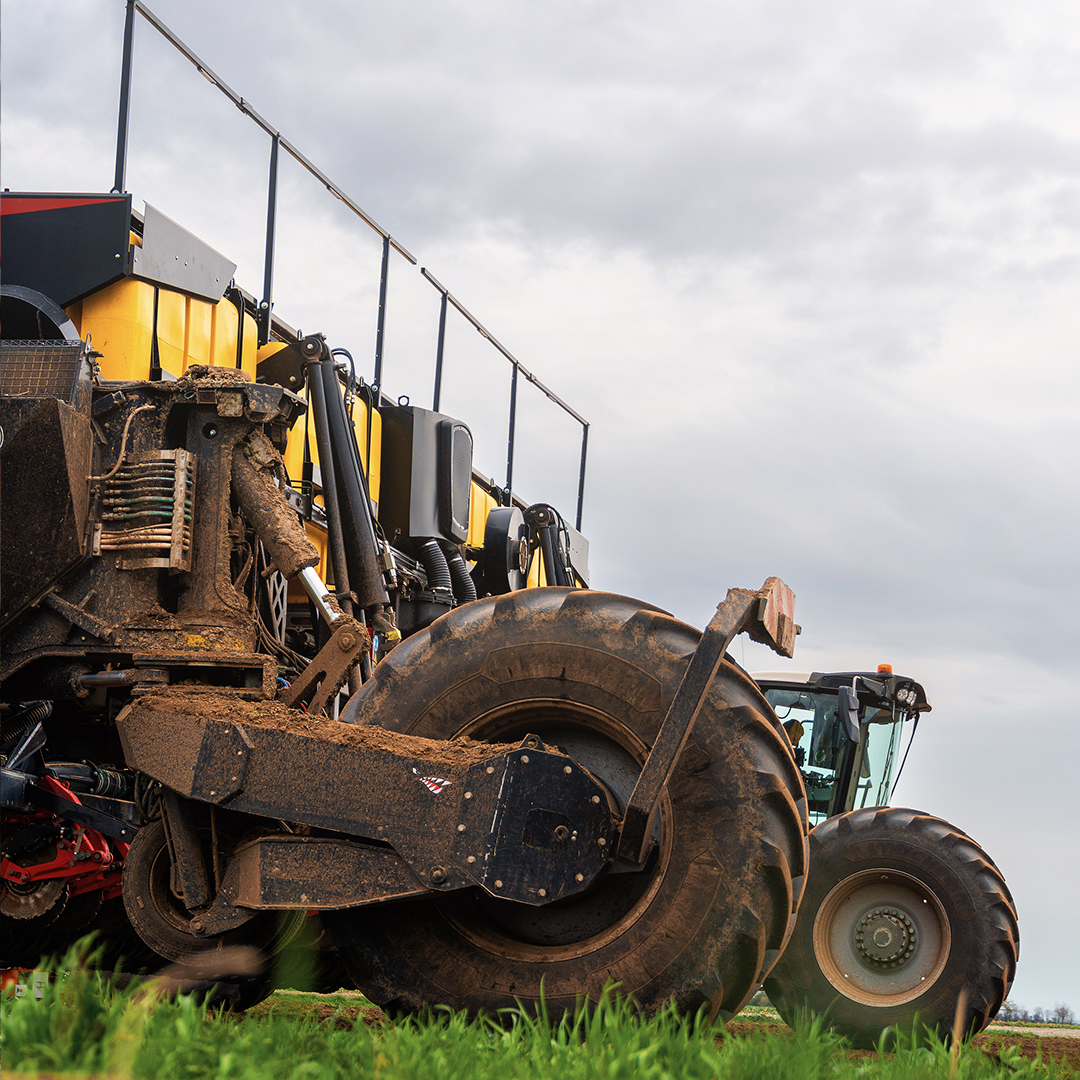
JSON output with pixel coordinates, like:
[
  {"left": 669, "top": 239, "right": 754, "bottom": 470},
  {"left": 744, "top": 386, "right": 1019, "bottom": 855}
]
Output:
[
  {"left": 764, "top": 807, "right": 1019, "bottom": 1048},
  {"left": 329, "top": 588, "right": 808, "bottom": 1019}
]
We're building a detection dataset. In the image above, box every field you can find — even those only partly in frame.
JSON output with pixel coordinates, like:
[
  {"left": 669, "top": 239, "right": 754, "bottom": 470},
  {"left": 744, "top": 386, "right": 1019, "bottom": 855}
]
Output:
[{"left": 2, "top": 948, "right": 1077, "bottom": 1080}]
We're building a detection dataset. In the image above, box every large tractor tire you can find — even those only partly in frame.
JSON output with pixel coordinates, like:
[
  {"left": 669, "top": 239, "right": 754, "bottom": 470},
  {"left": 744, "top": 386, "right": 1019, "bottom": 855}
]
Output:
[
  {"left": 764, "top": 807, "right": 1019, "bottom": 1048},
  {"left": 328, "top": 588, "right": 808, "bottom": 1019}
]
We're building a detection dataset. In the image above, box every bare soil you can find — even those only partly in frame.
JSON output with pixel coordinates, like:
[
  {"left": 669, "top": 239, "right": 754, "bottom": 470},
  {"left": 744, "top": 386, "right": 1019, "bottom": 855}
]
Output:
[{"left": 975, "top": 1031, "right": 1080, "bottom": 1074}]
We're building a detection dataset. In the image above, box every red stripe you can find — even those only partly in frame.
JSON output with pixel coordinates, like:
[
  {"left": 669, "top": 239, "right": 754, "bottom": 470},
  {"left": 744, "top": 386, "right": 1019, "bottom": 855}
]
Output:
[{"left": 0, "top": 195, "right": 127, "bottom": 217}]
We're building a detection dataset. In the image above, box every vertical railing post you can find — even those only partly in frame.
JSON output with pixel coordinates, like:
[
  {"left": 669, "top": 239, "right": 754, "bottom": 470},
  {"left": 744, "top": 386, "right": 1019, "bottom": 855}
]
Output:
[
  {"left": 112, "top": 0, "right": 137, "bottom": 193},
  {"left": 576, "top": 423, "right": 589, "bottom": 531},
  {"left": 373, "top": 234, "right": 391, "bottom": 396},
  {"left": 505, "top": 362, "right": 519, "bottom": 505},
  {"left": 258, "top": 133, "right": 280, "bottom": 347},
  {"left": 432, "top": 286, "right": 448, "bottom": 412}
]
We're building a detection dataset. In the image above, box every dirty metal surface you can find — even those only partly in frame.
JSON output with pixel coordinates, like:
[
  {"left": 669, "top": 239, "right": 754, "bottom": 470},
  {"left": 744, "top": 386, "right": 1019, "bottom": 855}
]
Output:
[
  {"left": 0, "top": 395, "right": 93, "bottom": 628},
  {"left": 231, "top": 431, "right": 318, "bottom": 580},
  {"left": 2, "top": 369, "right": 304, "bottom": 686},
  {"left": 117, "top": 693, "right": 614, "bottom": 905},
  {"left": 201, "top": 836, "right": 431, "bottom": 931}
]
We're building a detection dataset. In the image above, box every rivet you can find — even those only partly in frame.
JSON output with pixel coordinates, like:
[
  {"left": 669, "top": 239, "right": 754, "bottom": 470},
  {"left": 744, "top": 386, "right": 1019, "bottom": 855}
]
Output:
[
  {"left": 486, "top": 766, "right": 495, "bottom": 775},
  {"left": 465, "top": 791, "right": 473, "bottom": 799},
  {"left": 457, "top": 824, "right": 466, "bottom": 832},
  {"left": 495, "top": 880, "right": 503, "bottom": 889},
  {"left": 538, "top": 888, "right": 547, "bottom": 898},
  {"left": 575, "top": 873, "right": 584, "bottom": 883},
  {"left": 521, "top": 755, "right": 530, "bottom": 764},
  {"left": 598, "top": 837, "right": 607, "bottom": 846},
  {"left": 564, "top": 766, "right": 572, "bottom": 774},
  {"left": 591, "top": 795, "right": 600, "bottom": 804},
  {"left": 467, "top": 855, "right": 476, "bottom": 864}
]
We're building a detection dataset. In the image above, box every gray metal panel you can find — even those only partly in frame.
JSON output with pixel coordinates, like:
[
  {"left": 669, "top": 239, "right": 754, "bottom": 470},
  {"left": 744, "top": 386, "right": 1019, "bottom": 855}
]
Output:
[
  {"left": 564, "top": 523, "right": 589, "bottom": 586},
  {"left": 132, "top": 203, "right": 236, "bottom": 302}
]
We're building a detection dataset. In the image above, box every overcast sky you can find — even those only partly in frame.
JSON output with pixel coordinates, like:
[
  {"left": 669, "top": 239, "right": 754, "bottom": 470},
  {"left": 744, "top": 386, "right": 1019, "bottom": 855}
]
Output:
[{"left": 3, "top": 0, "right": 1078, "bottom": 1011}]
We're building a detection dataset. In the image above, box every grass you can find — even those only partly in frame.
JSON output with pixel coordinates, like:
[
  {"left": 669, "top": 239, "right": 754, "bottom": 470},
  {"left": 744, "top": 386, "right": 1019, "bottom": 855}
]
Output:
[{"left": 2, "top": 943, "right": 1075, "bottom": 1079}]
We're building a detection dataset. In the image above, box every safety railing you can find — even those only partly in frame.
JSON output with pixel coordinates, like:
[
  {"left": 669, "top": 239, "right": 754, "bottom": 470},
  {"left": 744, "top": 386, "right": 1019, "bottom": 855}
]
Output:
[{"left": 111, "top": 0, "right": 589, "bottom": 529}]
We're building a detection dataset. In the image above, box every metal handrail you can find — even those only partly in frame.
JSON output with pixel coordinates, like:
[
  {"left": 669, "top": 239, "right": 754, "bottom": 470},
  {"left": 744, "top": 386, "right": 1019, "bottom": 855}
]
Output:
[
  {"left": 421, "top": 269, "right": 589, "bottom": 527},
  {"left": 122, "top": 1, "right": 415, "bottom": 264},
  {"left": 111, "top": 0, "right": 589, "bottom": 528}
]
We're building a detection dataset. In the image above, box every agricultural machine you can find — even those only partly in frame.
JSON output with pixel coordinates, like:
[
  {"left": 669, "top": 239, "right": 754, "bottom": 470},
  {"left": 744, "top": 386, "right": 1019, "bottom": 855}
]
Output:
[
  {"left": 753, "top": 669, "right": 1018, "bottom": 1045},
  {"left": 0, "top": 189, "right": 804, "bottom": 1020},
  {"left": 0, "top": 0, "right": 1015, "bottom": 1047}
]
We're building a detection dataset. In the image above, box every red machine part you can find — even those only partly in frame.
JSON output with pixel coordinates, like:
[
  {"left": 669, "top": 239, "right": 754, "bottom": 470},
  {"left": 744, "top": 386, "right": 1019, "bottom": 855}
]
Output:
[{"left": 1, "top": 776, "right": 127, "bottom": 902}]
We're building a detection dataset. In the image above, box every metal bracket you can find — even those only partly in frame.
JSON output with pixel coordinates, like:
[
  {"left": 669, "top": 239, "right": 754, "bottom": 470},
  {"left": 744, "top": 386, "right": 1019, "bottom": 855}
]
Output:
[
  {"left": 617, "top": 577, "right": 797, "bottom": 864},
  {"left": 161, "top": 789, "right": 211, "bottom": 910},
  {"left": 278, "top": 617, "right": 368, "bottom": 716},
  {"left": 197, "top": 836, "right": 432, "bottom": 934},
  {"left": 19, "top": 782, "right": 139, "bottom": 843},
  {"left": 40, "top": 591, "right": 115, "bottom": 642}
]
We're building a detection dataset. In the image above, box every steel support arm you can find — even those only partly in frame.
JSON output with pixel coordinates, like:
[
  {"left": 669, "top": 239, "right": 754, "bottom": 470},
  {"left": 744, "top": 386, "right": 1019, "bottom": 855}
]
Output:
[{"left": 617, "top": 577, "right": 797, "bottom": 864}]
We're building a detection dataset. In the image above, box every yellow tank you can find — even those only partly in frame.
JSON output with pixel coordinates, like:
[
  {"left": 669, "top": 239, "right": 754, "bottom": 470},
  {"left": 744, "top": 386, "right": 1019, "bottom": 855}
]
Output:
[{"left": 65, "top": 276, "right": 258, "bottom": 382}]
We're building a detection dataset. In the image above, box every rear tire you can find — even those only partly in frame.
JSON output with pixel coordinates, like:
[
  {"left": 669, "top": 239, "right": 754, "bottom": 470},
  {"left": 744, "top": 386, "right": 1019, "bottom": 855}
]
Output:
[
  {"left": 329, "top": 588, "right": 808, "bottom": 1018},
  {"left": 764, "top": 807, "right": 1019, "bottom": 1048}
]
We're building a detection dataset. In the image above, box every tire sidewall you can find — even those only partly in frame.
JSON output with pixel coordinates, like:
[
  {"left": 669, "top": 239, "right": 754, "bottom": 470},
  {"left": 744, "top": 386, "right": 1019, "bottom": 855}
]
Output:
[
  {"left": 332, "top": 590, "right": 807, "bottom": 1016},
  {"left": 767, "top": 808, "right": 1011, "bottom": 1045}
]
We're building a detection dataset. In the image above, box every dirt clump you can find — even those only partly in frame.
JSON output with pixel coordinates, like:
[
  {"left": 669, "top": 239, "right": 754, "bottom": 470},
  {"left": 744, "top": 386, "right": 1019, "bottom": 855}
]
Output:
[{"left": 140, "top": 689, "right": 524, "bottom": 768}]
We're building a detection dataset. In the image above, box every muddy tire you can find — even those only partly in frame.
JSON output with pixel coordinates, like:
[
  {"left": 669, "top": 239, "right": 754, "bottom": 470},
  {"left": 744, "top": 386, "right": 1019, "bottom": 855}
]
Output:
[
  {"left": 764, "top": 807, "right": 1019, "bottom": 1048},
  {"left": 328, "top": 588, "right": 808, "bottom": 1019},
  {"left": 123, "top": 818, "right": 303, "bottom": 964}
]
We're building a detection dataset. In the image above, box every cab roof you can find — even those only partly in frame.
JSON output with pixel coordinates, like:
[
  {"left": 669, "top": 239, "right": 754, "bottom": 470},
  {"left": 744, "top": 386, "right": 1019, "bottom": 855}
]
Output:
[{"left": 752, "top": 670, "right": 931, "bottom": 713}]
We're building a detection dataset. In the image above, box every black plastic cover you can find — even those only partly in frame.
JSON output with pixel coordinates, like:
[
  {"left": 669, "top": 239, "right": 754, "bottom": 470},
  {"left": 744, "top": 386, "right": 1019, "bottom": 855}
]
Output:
[
  {"left": 379, "top": 404, "right": 473, "bottom": 545},
  {"left": 0, "top": 193, "right": 132, "bottom": 306}
]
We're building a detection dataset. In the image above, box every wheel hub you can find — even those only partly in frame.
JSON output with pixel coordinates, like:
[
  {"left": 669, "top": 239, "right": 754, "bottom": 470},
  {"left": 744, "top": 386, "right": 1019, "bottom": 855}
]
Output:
[
  {"left": 813, "top": 868, "right": 951, "bottom": 1007},
  {"left": 854, "top": 907, "right": 917, "bottom": 967}
]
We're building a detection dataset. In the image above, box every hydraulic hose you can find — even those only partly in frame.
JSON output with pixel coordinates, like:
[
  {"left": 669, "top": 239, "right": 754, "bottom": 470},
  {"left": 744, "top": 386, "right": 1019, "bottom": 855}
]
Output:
[
  {"left": 440, "top": 540, "right": 478, "bottom": 603},
  {"left": 416, "top": 539, "right": 453, "bottom": 595}
]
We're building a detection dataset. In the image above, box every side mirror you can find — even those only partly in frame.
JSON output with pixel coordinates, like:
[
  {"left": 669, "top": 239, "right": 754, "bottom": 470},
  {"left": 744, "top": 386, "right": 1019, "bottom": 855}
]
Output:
[{"left": 838, "top": 684, "right": 861, "bottom": 743}]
